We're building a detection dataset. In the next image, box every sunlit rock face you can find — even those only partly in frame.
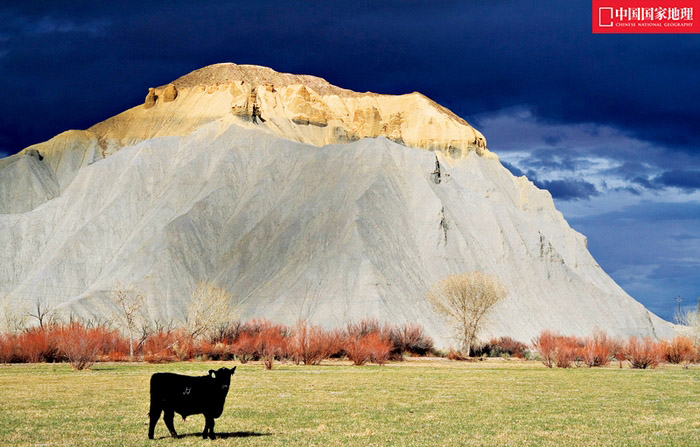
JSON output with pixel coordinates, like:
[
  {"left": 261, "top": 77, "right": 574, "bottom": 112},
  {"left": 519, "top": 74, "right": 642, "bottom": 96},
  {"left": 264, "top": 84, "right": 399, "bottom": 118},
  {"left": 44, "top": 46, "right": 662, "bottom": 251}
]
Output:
[{"left": 0, "top": 64, "right": 674, "bottom": 346}]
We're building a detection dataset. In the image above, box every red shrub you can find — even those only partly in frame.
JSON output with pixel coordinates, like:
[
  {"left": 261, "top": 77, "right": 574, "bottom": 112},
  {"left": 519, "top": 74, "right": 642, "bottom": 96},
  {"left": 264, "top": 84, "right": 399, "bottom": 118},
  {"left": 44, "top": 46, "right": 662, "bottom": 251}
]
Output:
[
  {"left": 199, "top": 340, "right": 214, "bottom": 360},
  {"left": 364, "top": 332, "right": 391, "bottom": 365},
  {"left": 390, "top": 323, "right": 435, "bottom": 358},
  {"left": 344, "top": 334, "right": 371, "bottom": 365},
  {"left": 200, "top": 341, "right": 233, "bottom": 361},
  {"left": 346, "top": 318, "right": 383, "bottom": 338},
  {"left": 0, "top": 333, "right": 20, "bottom": 363},
  {"left": 608, "top": 338, "right": 626, "bottom": 368},
  {"left": 256, "top": 324, "right": 288, "bottom": 369},
  {"left": 106, "top": 350, "right": 127, "bottom": 362},
  {"left": 625, "top": 337, "right": 662, "bottom": 369},
  {"left": 581, "top": 330, "right": 613, "bottom": 367},
  {"left": 143, "top": 330, "right": 177, "bottom": 363},
  {"left": 172, "top": 329, "right": 197, "bottom": 361},
  {"left": 533, "top": 330, "right": 558, "bottom": 368},
  {"left": 4, "top": 324, "right": 129, "bottom": 364},
  {"left": 55, "top": 322, "right": 102, "bottom": 370},
  {"left": 226, "top": 319, "right": 291, "bottom": 368},
  {"left": 325, "top": 329, "right": 345, "bottom": 359},
  {"left": 484, "top": 336, "right": 528, "bottom": 358},
  {"left": 93, "top": 326, "right": 130, "bottom": 361},
  {"left": 553, "top": 336, "right": 580, "bottom": 368},
  {"left": 342, "top": 331, "right": 393, "bottom": 366},
  {"left": 446, "top": 348, "right": 468, "bottom": 361},
  {"left": 231, "top": 332, "right": 258, "bottom": 363},
  {"left": 17, "top": 327, "right": 56, "bottom": 363},
  {"left": 533, "top": 331, "right": 585, "bottom": 368},
  {"left": 342, "top": 319, "right": 396, "bottom": 365},
  {"left": 664, "top": 336, "right": 696, "bottom": 365},
  {"left": 289, "top": 321, "right": 341, "bottom": 365}
]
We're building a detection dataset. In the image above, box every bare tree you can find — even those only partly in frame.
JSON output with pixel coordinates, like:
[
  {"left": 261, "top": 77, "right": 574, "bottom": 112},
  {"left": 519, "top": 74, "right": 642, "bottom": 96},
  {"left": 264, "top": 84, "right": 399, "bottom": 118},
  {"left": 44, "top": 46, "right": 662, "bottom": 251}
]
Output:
[
  {"left": 27, "top": 298, "right": 56, "bottom": 328},
  {"left": 186, "top": 282, "right": 235, "bottom": 339},
  {"left": 426, "top": 271, "right": 507, "bottom": 356},
  {"left": 111, "top": 283, "right": 145, "bottom": 359}
]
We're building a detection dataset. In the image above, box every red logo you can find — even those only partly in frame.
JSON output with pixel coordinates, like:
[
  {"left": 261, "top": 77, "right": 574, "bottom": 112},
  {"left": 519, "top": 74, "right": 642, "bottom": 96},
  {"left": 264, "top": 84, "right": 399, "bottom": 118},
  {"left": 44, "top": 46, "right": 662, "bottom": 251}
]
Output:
[{"left": 593, "top": 0, "right": 700, "bottom": 33}]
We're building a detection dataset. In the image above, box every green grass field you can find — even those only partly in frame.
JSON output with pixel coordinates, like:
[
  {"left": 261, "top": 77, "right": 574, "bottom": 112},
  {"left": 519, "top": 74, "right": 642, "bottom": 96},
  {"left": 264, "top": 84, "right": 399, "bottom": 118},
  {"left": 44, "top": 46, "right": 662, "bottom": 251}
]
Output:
[{"left": 0, "top": 359, "right": 699, "bottom": 446}]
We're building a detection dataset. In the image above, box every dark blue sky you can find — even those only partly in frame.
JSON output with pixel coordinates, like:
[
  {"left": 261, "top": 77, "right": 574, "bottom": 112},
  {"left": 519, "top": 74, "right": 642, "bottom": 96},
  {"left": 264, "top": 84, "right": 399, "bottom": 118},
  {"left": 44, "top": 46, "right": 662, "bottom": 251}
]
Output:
[{"left": 1, "top": 1, "right": 698, "bottom": 321}]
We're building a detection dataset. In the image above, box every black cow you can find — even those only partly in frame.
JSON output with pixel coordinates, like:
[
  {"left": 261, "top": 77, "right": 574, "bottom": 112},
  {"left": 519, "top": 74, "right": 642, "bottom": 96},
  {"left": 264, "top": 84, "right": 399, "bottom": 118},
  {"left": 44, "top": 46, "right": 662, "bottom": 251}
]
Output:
[{"left": 148, "top": 366, "right": 236, "bottom": 440}]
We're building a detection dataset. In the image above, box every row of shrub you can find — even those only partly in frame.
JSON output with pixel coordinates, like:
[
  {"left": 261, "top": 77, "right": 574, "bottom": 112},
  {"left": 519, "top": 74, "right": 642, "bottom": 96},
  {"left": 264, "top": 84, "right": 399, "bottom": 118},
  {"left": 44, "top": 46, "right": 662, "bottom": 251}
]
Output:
[
  {"left": 143, "top": 319, "right": 436, "bottom": 368},
  {"left": 2, "top": 321, "right": 697, "bottom": 370},
  {"left": 532, "top": 330, "right": 697, "bottom": 369},
  {"left": 0, "top": 322, "right": 127, "bottom": 370},
  {"left": 0, "top": 319, "right": 435, "bottom": 370}
]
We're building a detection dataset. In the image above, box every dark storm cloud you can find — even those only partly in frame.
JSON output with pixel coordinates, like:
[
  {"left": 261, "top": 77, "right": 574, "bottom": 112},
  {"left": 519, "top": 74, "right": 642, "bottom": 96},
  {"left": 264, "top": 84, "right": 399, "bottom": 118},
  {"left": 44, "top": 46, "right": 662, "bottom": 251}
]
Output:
[
  {"left": 600, "top": 161, "right": 662, "bottom": 191},
  {"left": 501, "top": 161, "right": 600, "bottom": 201},
  {"left": 656, "top": 170, "right": 700, "bottom": 191},
  {"left": 482, "top": 107, "right": 700, "bottom": 201},
  {"left": 607, "top": 161, "right": 655, "bottom": 181},
  {"left": 542, "top": 133, "right": 565, "bottom": 146},
  {"left": 1, "top": 1, "right": 699, "bottom": 159},
  {"left": 622, "top": 169, "right": 700, "bottom": 192},
  {"left": 534, "top": 178, "right": 600, "bottom": 201}
]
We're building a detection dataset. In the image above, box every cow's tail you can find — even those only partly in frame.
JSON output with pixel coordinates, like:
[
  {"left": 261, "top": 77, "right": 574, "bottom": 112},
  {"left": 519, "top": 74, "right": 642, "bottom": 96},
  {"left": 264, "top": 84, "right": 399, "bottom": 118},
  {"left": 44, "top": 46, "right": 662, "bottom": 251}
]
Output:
[
  {"left": 149, "top": 375, "right": 159, "bottom": 410},
  {"left": 148, "top": 375, "right": 162, "bottom": 439}
]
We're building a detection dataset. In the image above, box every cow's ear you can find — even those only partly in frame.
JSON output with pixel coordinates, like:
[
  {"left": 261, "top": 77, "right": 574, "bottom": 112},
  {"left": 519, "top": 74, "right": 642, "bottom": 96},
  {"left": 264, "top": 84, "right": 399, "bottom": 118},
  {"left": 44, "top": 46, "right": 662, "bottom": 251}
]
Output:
[
  {"left": 209, "top": 370, "right": 216, "bottom": 378},
  {"left": 231, "top": 366, "right": 236, "bottom": 374}
]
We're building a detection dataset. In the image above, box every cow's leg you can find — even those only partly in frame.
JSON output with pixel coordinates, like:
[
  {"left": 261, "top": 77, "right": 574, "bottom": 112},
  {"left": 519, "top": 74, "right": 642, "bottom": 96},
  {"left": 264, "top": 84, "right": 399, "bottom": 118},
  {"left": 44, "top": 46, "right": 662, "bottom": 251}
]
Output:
[
  {"left": 163, "top": 409, "right": 178, "bottom": 438},
  {"left": 148, "top": 404, "right": 161, "bottom": 440},
  {"left": 206, "top": 416, "right": 216, "bottom": 440},
  {"left": 202, "top": 418, "right": 209, "bottom": 439}
]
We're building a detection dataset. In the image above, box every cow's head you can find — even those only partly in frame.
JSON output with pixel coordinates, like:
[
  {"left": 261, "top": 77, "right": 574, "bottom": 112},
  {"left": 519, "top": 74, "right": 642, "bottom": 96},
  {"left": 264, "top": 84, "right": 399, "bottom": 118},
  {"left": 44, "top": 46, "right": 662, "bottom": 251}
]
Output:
[{"left": 209, "top": 367, "right": 236, "bottom": 392}]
